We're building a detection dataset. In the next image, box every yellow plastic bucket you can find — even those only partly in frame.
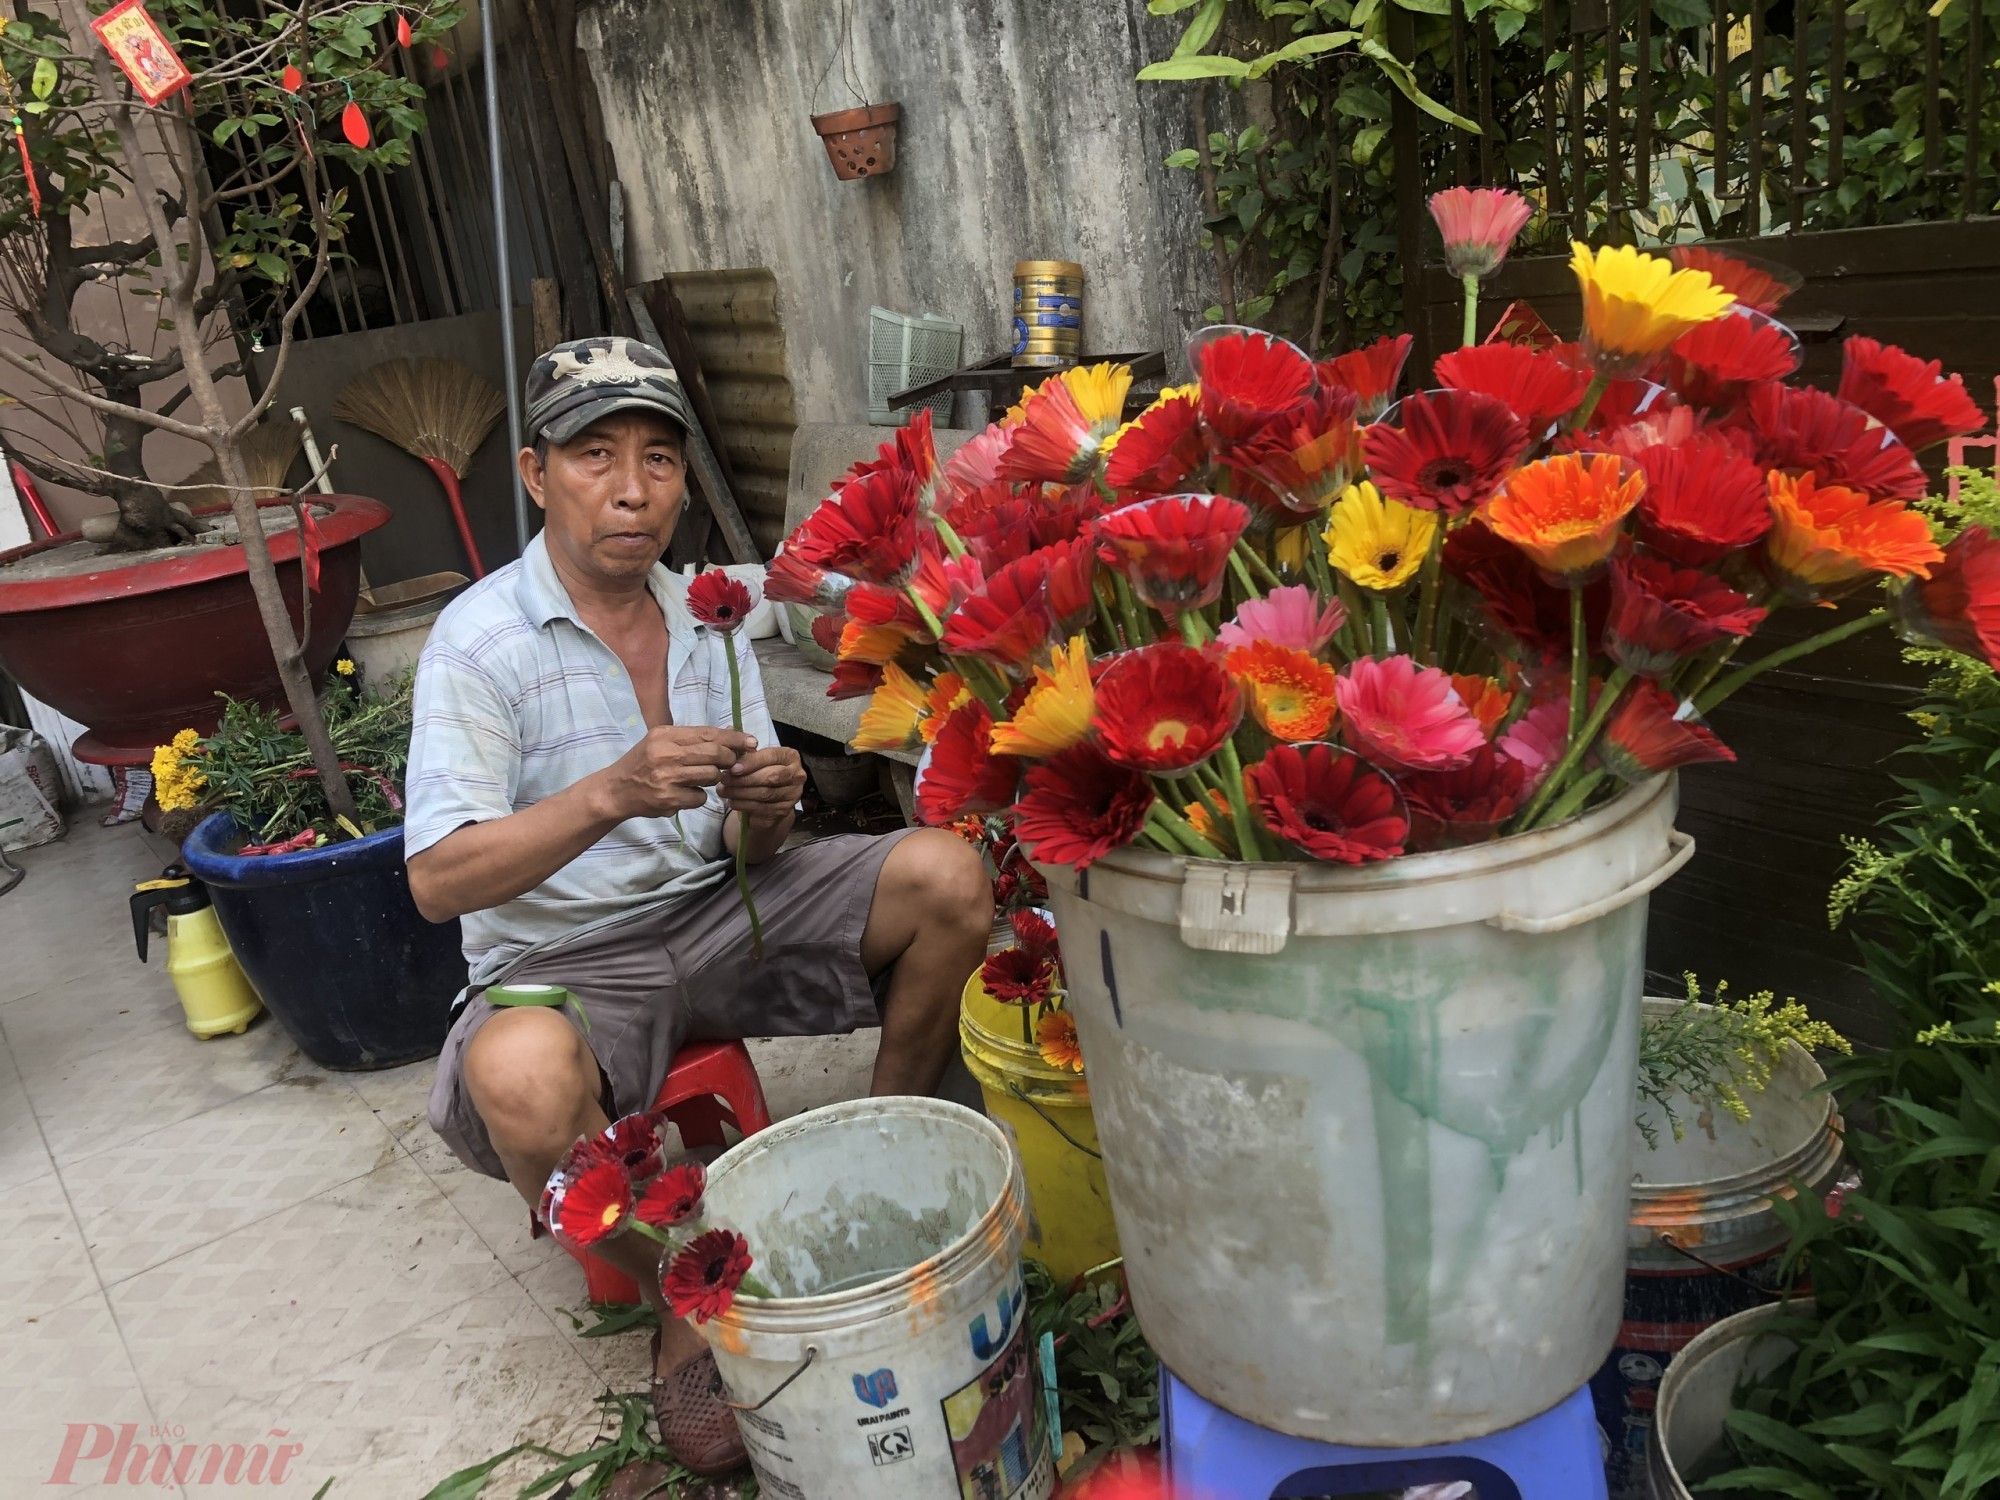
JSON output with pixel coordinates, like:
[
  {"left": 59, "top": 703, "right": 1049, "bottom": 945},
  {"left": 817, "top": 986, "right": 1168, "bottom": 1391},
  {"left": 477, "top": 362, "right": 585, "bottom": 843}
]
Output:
[{"left": 959, "top": 971, "right": 1120, "bottom": 1283}]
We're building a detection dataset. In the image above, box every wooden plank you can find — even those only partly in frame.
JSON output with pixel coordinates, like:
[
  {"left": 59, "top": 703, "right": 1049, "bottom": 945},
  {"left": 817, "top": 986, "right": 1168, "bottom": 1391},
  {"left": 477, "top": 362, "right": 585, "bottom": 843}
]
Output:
[
  {"left": 627, "top": 289, "right": 760, "bottom": 564},
  {"left": 531, "top": 278, "right": 565, "bottom": 355}
]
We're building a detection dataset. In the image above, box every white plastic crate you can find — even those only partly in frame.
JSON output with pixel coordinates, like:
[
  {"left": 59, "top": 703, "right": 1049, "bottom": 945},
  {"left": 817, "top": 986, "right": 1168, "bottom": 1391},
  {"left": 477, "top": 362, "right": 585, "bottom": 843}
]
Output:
[{"left": 868, "top": 307, "right": 962, "bottom": 428}]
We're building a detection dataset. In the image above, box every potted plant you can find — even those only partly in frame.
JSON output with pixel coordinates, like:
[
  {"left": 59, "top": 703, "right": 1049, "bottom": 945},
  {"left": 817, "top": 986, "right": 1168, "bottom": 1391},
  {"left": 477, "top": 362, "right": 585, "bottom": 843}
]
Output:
[
  {"left": 765, "top": 196, "right": 1993, "bottom": 1447},
  {"left": 152, "top": 668, "right": 465, "bottom": 1069},
  {"left": 0, "top": 0, "right": 456, "bottom": 773},
  {"left": 1651, "top": 472, "right": 2000, "bottom": 1498}
]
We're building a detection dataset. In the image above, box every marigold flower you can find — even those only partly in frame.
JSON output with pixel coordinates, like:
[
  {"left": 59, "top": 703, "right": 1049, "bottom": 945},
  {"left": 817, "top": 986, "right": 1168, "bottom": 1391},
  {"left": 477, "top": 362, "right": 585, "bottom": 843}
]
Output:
[
  {"left": 1447, "top": 674, "right": 1515, "bottom": 739},
  {"left": 1335, "top": 655, "right": 1486, "bottom": 771},
  {"left": 1096, "top": 494, "right": 1250, "bottom": 617},
  {"left": 1012, "top": 744, "right": 1156, "bottom": 869},
  {"left": 1837, "top": 335, "right": 1988, "bottom": 452},
  {"left": 539, "top": 1139, "right": 631, "bottom": 1252},
  {"left": 1596, "top": 683, "right": 1735, "bottom": 781},
  {"left": 1217, "top": 583, "right": 1346, "bottom": 654},
  {"left": 853, "top": 662, "right": 931, "bottom": 752},
  {"left": 1764, "top": 470, "right": 1943, "bottom": 596},
  {"left": 1626, "top": 431, "right": 1772, "bottom": 566},
  {"left": 980, "top": 945, "right": 1058, "bottom": 1005},
  {"left": 1362, "top": 389, "right": 1528, "bottom": 516},
  {"left": 1195, "top": 330, "right": 1317, "bottom": 442},
  {"left": 915, "top": 701, "right": 1019, "bottom": 824},
  {"left": 334, "top": 657, "right": 356, "bottom": 676},
  {"left": 1226, "top": 641, "right": 1338, "bottom": 743},
  {"left": 1103, "top": 390, "right": 1207, "bottom": 496},
  {"left": 1660, "top": 308, "right": 1799, "bottom": 412},
  {"left": 1483, "top": 452, "right": 1646, "bottom": 581},
  {"left": 1738, "top": 384, "right": 1928, "bottom": 501},
  {"left": 1401, "top": 745, "right": 1530, "bottom": 849},
  {"left": 1605, "top": 554, "right": 1766, "bottom": 678},
  {"left": 1428, "top": 186, "right": 1534, "bottom": 281},
  {"left": 1433, "top": 341, "right": 1592, "bottom": 432},
  {"left": 662, "top": 1228, "right": 755, "bottom": 1324},
  {"left": 1318, "top": 334, "right": 1413, "bottom": 422},
  {"left": 686, "top": 569, "right": 756, "bottom": 632},
  {"left": 1093, "top": 642, "right": 1242, "bottom": 774},
  {"left": 149, "top": 728, "right": 207, "bottom": 812},
  {"left": 632, "top": 1161, "right": 705, "bottom": 1229},
  {"left": 1571, "top": 243, "right": 1735, "bottom": 370},
  {"left": 1037, "top": 1009, "right": 1086, "bottom": 1073},
  {"left": 1896, "top": 525, "right": 2000, "bottom": 669},
  {"left": 1324, "top": 481, "right": 1438, "bottom": 591},
  {"left": 1244, "top": 742, "right": 1407, "bottom": 863},
  {"left": 990, "top": 635, "right": 1096, "bottom": 757}
]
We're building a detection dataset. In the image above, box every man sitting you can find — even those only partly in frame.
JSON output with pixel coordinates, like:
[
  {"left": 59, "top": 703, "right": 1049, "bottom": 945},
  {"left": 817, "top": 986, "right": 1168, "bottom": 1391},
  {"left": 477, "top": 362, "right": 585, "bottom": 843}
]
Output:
[{"left": 406, "top": 337, "right": 991, "bottom": 1475}]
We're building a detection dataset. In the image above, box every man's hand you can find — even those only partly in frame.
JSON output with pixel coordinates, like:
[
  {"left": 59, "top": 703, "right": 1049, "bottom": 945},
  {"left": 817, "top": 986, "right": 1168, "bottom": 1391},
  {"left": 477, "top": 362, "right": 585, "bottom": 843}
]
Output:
[
  {"left": 720, "top": 746, "right": 807, "bottom": 829},
  {"left": 594, "top": 727, "right": 756, "bottom": 822}
]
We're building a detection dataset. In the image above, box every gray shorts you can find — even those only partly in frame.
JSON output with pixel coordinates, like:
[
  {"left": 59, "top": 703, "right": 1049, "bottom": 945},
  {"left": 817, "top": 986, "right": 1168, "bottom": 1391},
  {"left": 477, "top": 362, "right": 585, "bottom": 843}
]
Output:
[{"left": 427, "top": 829, "right": 915, "bottom": 1179}]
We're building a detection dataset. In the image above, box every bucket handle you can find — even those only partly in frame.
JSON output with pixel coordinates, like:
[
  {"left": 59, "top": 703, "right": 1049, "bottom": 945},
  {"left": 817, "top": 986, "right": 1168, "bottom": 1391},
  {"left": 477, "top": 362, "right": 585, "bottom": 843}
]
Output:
[
  {"left": 1004, "top": 1080, "right": 1104, "bottom": 1160},
  {"left": 1486, "top": 830, "right": 1695, "bottom": 935},
  {"left": 719, "top": 1345, "right": 819, "bottom": 1412}
]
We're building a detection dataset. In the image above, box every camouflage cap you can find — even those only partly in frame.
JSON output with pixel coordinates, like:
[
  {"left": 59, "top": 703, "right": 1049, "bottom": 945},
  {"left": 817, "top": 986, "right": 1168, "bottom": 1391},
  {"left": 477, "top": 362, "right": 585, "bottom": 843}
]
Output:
[{"left": 523, "top": 336, "right": 693, "bottom": 446}]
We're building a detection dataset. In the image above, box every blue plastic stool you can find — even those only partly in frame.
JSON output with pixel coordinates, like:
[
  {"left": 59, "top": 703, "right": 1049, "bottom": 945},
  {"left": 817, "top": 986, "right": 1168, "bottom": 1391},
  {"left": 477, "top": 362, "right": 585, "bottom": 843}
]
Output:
[{"left": 1161, "top": 1367, "right": 1608, "bottom": 1499}]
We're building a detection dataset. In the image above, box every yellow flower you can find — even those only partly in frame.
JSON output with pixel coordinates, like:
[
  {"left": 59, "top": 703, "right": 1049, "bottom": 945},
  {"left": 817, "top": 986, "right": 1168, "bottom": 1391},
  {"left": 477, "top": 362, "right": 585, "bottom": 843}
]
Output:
[
  {"left": 990, "top": 635, "right": 1095, "bottom": 756},
  {"left": 1059, "top": 362, "right": 1134, "bottom": 428},
  {"left": 1036, "top": 1008, "right": 1085, "bottom": 1073},
  {"left": 1273, "top": 524, "right": 1309, "bottom": 573},
  {"left": 838, "top": 619, "right": 912, "bottom": 667},
  {"left": 920, "top": 673, "right": 972, "bottom": 743},
  {"left": 334, "top": 658, "right": 356, "bottom": 676},
  {"left": 1570, "top": 243, "right": 1734, "bottom": 362},
  {"left": 1324, "top": 482, "right": 1438, "bottom": 591},
  {"left": 1156, "top": 382, "right": 1198, "bottom": 405},
  {"left": 853, "top": 663, "right": 930, "bottom": 752},
  {"left": 1225, "top": 641, "right": 1338, "bottom": 742},
  {"left": 148, "top": 728, "right": 207, "bottom": 813}
]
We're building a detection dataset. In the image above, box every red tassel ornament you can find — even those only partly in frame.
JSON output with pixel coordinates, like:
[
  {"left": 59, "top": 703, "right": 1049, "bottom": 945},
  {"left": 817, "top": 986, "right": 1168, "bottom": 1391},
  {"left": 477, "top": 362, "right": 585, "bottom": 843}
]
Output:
[
  {"left": 281, "top": 63, "right": 303, "bottom": 92},
  {"left": 341, "top": 99, "right": 370, "bottom": 148},
  {"left": 395, "top": 12, "right": 413, "bottom": 47}
]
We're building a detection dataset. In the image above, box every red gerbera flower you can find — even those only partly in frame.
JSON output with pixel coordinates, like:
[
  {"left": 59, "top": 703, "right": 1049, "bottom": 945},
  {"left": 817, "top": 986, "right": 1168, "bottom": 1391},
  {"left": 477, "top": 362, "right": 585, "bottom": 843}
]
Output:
[
  {"left": 1837, "top": 336, "right": 1989, "bottom": 452},
  {"left": 1096, "top": 494, "right": 1250, "bottom": 616},
  {"left": 979, "top": 945, "right": 1057, "bottom": 1005},
  {"left": 1662, "top": 308, "right": 1800, "bottom": 413},
  {"left": 1595, "top": 682, "right": 1735, "bottom": 781},
  {"left": 1665, "top": 245, "right": 1800, "bottom": 315},
  {"left": 1104, "top": 392, "right": 1208, "bottom": 495},
  {"left": 1334, "top": 654, "right": 1486, "bottom": 771},
  {"left": 1433, "top": 341, "right": 1592, "bottom": 432},
  {"left": 1010, "top": 907, "right": 1060, "bottom": 965},
  {"left": 1043, "top": 535, "right": 1098, "bottom": 634},
  {"left": 828, "top": 659, "right": 885, "bottom": 701},
  {"left": 1233, "top": 387, "right": 1364, "bottom": 515},
  {"left": 999, "top": 376, "right": 1115, "bottom": 485},
  {"left": 632, "top": 1161, "right": 706, "bottom": 1230},
  {"left": 1244, "top": 742, "right": 1407, "bottom": 864},
  {"left": 1012, "top": 744, "right": 1155, "bottom": 869},
  {"left": 1737, "top": 384, "right": 1927, "bottom": 500},
  {"left": 916, "top": 701, "right": 1019, "bottom": 824},
  {"left": 956, "top": 496, "right": 1038, "bottom": 574},
  {"left": 1626, "top": 432, "right": 1773, "bottom": 565},
  {"left": 1568, "top": 377, "right": 1681, "bottom": 444},
  {"left": 1196, "top": 330, "right": 1317, "bottom": 442},
  {"left": 1897, "top": 525, "right": 2000, "bottom": 669},
  {"left": 942, "top": 552, "right": 1053, "bottom": 669},
  {"left": 539, "top": 1140, "right": 632, "bottom": 1252},
  {"left": 1093, "top": 642, "right": 1242, "bottom": 774},
  {"left": 1443, "top": 519, "right": 1608, "bottom": 661},
  {"left": 1401, "top": 744, "right": 1529, "bottom": 850},
  {"left": 1033, "top": 486, "right": 1107, "bottom": 548},
  {"left": 1318, "top": 334, "right": 1413, "bottom": 422},
  {"left": 808, "top": 613, "right": 844, "bottom": 657},
  {"left": 662, "top": 1228, "right": 755, "bottom": 1324},
  {"left": 765, "top": 549, "right": 855, "bottom": 610},
  {"left": 1362, "top": 389, "right": 1528, "bottom": 516},
  {"left": 937, "top": 424, "right": 1013, "bottom": 513},
  {"left": 1605, "top": 553, "right": 1766, "bottom": 678},
  {"left": 786, "top": 466, "right": 923, "bottom": 585},
  {"left": 598, "top": 1111, "right": 668, "bottom": 1185},
  {"left": 685, "top": 569, "right": 755, "bottom": 633}
]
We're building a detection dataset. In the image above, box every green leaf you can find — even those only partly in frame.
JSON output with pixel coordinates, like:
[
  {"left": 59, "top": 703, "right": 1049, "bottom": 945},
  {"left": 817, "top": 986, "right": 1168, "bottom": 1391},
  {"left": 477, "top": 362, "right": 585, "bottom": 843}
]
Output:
[
  {"left": 29, "top": 57, "right": 55, "bottom": 100},
  {"left": 18, "top": 99, "right": 48, "bottom": 116},
  {"left": 1163, "top": 147, "right": 1200, "bottom": 168},
  {"left": 1651, "top": 0, "right": 1712, "bottom": 25},
  {"left": 1173, "top": 0, "right": 1228, "bottom": 55},
  {"left": 416, "top": 1444, "right": 540, "bottom": 1500},
  {"left": 1357, "top": 39, "right": 1480, "bottom": 131},
  {"left": 213, "top": 119, "right": 241, "bottom": 145},
  {"left": 1136, "top": 54, "right": 1252, "bottom": 79},
  {"left": 1244, "top": 29, "right": 1362, "bottom": 75},
  {"left": 1147, "top": 0, "right": 1210, "bottom": 12}
]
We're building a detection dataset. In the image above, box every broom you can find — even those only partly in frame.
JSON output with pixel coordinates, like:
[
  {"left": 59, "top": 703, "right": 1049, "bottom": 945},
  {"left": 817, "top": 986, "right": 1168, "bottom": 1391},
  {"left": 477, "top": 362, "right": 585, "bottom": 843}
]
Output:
[
  {"left": 333, "top": 357, "right": 506, "bottom": 578},
  {"left": 178, "top": 416, "right": 307, "bottom": 509}
]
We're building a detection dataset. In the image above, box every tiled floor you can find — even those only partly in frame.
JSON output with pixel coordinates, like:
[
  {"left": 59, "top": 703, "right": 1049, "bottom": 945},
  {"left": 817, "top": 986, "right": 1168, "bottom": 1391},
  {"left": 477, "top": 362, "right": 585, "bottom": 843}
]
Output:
[{"left": 0, "top": 817, "right": 878, "bottom": 1497}]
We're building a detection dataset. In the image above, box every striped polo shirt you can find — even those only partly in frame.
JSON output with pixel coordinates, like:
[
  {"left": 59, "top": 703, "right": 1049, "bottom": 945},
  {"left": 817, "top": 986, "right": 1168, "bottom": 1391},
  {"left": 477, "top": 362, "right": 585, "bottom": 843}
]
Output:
[{"left": 405, "top": 533, "right": 776, "bottom": 981}]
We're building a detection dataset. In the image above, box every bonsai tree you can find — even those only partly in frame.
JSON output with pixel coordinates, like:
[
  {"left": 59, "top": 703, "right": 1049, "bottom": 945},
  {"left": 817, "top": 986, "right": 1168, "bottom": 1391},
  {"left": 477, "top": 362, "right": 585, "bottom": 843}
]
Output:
[{"left": 0, "top": 0, "right": 459, "bottom": 822}]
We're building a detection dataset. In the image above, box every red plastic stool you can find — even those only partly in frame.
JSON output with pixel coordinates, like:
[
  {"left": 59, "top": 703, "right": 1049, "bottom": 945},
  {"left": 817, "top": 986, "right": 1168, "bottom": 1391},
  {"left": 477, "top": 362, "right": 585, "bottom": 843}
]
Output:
[{"left": 567, "top": 1039, "right": 774, "bottom": 1306}]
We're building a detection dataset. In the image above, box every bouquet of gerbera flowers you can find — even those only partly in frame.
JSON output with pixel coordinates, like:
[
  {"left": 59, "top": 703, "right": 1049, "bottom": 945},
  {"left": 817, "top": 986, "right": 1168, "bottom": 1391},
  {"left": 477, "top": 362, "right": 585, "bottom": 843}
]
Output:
[
  {"left": 978, "top": 907, "right": 1083, "bottom": 1074},
  {"left": 540, "top": 1110, "right": 771, "bottom": 1323},
  {"left": 768, "top": 198, "right": 1992, "bottom": 873}
]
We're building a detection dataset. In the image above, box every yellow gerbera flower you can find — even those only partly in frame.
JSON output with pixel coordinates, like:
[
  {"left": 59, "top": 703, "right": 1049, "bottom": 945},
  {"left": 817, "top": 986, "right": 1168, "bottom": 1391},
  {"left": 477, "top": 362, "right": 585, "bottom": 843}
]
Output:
[
  {"left": 919, "top": 673, "right": 972, "bottom": 742},
  {"left": 838, "top": 619, "right": 912, "bottom": 666},
  {"left": 1570, "top": 243, "right": 1734, "bottom": 363},
  {"left": 989, "top": 635, "right": 1095, "bottom": 756},
  {"left": 1273, "top": 524, "right": 1309, "bottom": 573},
  {"left": 1060, "top": 362, "right": 1135, "bottom": 429},
  {"left": 853, "top": 663, "right": 929, "bottom": 752},
  {"left": 1324, "top": 482, "right": 1438, "bottom": 591}
]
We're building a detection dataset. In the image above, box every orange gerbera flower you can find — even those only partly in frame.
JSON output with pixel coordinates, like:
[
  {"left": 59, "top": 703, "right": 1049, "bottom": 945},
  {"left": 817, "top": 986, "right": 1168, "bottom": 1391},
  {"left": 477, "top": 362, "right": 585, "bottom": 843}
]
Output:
[
  {"left": 1225, "top": 641, "right": 1338, "bottom": 742},
  {"left": 1764, "top": 471, "right": 1943, "bottom": 596},
  {"left": 1448, "top": 673, "right": 1515, "bottom": 739},
  {"left": 1037, "top": 1009, "right": 1085, "bottom": 1073},
  {"left": 853, "top": 662, "right": 930, "bottom": 752},
  {"left": 838, "top": 618, "right": 912, "bottom": 666},
  {"left": 920, "top": 673, "right": 972, "bottom": 742},
  {"left": 1483, "top": 452, "right": 1646, "bottom": 581},
  {"left": 1182, "top": 789, "right": 1233, "bottom": 853}
]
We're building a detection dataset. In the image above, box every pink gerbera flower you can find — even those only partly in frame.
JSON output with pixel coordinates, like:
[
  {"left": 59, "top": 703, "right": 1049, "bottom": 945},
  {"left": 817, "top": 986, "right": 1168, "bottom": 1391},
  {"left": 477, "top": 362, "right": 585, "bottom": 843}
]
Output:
[
  {"left": 1334, "top": 655, "right": 1486, "bottom": 772},
  {"left": 1428, "top": 186, "right": 1535, "bottom": 281},
  {"left": 1216, "top": 584, "right": 1346, "bottom": 654},
  {"left": 1496, "top": 695, "right": 1570, "bottom": 788}
]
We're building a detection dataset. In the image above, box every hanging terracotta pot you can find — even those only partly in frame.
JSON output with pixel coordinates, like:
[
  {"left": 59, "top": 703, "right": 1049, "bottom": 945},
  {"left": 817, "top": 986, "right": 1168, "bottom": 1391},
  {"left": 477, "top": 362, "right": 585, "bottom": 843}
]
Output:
[{"left": 810, "top": 101, "right": 900, "bottom": 181}]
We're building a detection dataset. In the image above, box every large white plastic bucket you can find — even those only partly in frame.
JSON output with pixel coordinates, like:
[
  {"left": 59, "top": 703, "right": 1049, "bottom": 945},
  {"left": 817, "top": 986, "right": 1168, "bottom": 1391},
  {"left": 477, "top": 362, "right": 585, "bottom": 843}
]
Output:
[
  {"left": 1647, "top": 1299, "right": 1810, "bottom": 1499},
  {"left": 1041, "top": 774, "right": 1691, "bottom": 1446},
  {"left": 698, "top": 1097, "right": 1055, "bottom": 1500}
]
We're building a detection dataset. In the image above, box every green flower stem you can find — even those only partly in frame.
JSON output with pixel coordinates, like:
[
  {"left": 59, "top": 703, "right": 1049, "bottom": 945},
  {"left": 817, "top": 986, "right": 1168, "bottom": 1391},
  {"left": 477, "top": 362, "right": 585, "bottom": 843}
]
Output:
[
  {"left": 1214, "top": 740, "right": 1268, "bottom": 862},
  {"left": 932, "top": 513, "right": 969, "bottom": 560},
  {"left": 1227, "top": 546, "right": 1263, "bottom": 602},
  {"left": 1369, "top": 593, "right": 1394, "bottom": 658},
  {"left": 1111, "top": 573, "right": 1153, "bottom": 646},
  {"left": 1514, "top": 664, "right": 1635, "bottom": 832},
  {"left": 1568, "top": 585, "right": 1589, "bottom": 746},
  {"left": 1148, "top": 798, "right": 1228, "bottom": 860},
  {"left": 1177, "top": 610, "right": 1212, "bottom": 649},
  {"left": 903, "top": 583, "right": 946, "bottom": 640},
  {"left": 1412, "top": 525, "right": 1448, "bottom": 666},
  {"left": 1693, "top": 610, "right": 1892, "bottom": 717},
  {"left": 722, "top": 633, "right": 765, "bottom": 961},
  {"left": 739, "top": 1271, "right": 776, "bottom": 1300},
  {"left": 1233, "top": 538, "right": 1285, "bottom": 592},
  {"left": 1532, "top": 770, "right": 1607, "bottom": 831},
  {"left": 1567, "top": 370, "right": 1611, "bottom": 433},
  {"left": 1333, "top": 571, "right": 1370, "bottom": 661},
  {"left": 1093, "top": 589, "right": 1124, "bottom": 651},
  {"left": 1672, "top": 637, "right": 1745, "bottom": 706},
  {"left": 1460, "top": 272, "right": 1480, "bottom": 349}
]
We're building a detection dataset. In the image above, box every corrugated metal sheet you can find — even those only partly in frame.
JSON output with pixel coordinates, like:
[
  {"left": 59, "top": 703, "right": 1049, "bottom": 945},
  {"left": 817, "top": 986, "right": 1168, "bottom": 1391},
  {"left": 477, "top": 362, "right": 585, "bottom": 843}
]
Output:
[{"left": 665, "top": 269, "right": 796, "bottom": 556}]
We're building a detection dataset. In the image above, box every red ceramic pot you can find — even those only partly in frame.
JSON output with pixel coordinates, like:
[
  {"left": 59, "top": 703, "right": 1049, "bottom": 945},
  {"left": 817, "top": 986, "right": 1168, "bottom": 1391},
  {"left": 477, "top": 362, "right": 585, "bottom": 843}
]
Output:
[{"left": 0, "top": 495, "right": 390, "bottom": 763}]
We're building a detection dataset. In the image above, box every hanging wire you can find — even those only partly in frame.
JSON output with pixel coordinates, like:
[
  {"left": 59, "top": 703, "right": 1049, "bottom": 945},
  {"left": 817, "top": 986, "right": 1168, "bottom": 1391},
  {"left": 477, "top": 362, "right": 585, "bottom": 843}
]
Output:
[{"left": 810, "top": 0, "right": 867, "bottom": 115}]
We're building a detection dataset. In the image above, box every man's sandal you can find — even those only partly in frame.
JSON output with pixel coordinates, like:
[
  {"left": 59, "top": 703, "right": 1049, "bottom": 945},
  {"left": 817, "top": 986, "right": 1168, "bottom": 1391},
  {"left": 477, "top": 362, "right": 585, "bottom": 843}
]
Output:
[{"left": 650, "top": 1329, "right": 749, "bottom": 1477}]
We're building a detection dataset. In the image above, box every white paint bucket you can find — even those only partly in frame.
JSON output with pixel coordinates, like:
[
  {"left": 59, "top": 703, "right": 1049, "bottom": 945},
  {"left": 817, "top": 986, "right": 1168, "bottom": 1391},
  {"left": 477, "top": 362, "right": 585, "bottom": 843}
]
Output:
[{"left": 698, "top": 1097, "right": 1054, "bottom": 1500}]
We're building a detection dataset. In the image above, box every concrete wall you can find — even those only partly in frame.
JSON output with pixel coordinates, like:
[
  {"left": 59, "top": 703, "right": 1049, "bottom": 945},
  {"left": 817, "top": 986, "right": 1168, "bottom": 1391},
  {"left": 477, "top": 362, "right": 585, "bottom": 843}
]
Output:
[{"left": 577, "top": 0, "right": 1208, "bottom": 427}]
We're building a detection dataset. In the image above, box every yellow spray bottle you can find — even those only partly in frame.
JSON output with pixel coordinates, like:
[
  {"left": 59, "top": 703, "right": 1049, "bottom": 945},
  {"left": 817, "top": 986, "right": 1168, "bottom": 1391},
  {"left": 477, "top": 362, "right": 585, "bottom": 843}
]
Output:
[{"left": 130, "top": 866, "right": 263, "bottom": 1038}]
